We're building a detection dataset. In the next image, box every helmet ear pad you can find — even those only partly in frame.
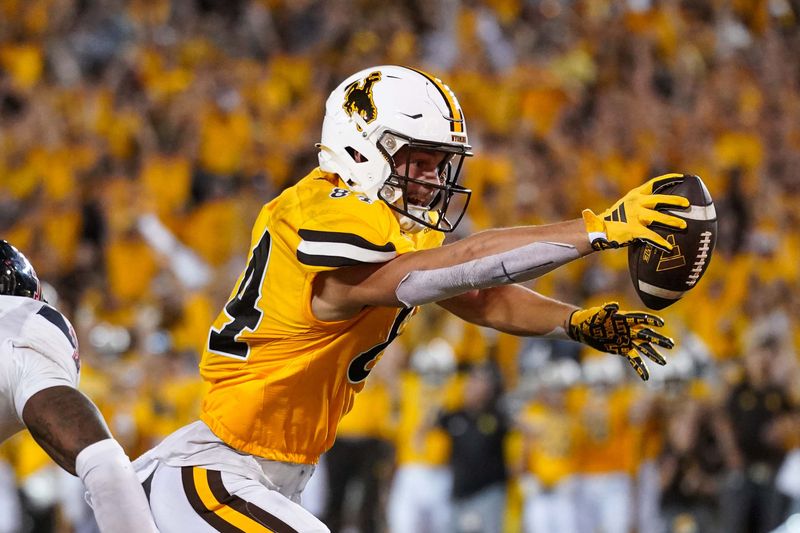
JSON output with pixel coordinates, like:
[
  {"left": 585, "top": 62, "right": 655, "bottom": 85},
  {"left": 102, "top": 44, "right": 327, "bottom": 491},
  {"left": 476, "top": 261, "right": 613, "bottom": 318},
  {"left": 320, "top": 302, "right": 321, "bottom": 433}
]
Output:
[{"left": 0, "top": 241, "right": 43, "bottom": 300}]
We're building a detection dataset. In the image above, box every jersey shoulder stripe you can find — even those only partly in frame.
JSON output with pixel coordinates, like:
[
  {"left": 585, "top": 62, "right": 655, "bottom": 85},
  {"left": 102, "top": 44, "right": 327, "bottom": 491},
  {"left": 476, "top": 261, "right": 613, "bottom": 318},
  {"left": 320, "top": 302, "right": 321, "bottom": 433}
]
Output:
[
  {"left": 36, "top": 306, "right": 76, "bottom": 348},
  {"left": 298, "top": 229, "right": 397, "bottom": 252},
  {"left": 297, "top": 229, "right": 397, "bottom": 267}
]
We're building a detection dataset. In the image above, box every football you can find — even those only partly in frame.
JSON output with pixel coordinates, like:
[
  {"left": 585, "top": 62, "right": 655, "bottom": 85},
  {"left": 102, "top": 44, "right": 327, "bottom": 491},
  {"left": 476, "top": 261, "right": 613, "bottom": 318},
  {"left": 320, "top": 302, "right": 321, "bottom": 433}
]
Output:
[{"left": 628, "top": 174, "right": 718, "bottom": 310}]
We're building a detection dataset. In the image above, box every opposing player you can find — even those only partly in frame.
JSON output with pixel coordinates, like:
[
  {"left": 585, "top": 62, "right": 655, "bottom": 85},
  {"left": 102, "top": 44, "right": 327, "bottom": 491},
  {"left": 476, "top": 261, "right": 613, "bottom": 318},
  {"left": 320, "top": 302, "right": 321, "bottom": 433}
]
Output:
[
  {"left": 0, "top": 241, "right": 158, "bottom": 532},
  {"left": 134, "top": 65, "right": 689, "bottom": 532}
]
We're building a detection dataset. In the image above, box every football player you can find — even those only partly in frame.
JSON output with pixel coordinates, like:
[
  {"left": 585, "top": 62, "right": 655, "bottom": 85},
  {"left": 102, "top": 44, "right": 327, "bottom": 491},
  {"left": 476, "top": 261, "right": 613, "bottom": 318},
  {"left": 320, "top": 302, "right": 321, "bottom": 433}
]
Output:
[
  {"left": 0, "top": 241, "right": 158, "bottom": 532},
  {"left": 134, "top": 65, "right": 689, "bottom": 532}
]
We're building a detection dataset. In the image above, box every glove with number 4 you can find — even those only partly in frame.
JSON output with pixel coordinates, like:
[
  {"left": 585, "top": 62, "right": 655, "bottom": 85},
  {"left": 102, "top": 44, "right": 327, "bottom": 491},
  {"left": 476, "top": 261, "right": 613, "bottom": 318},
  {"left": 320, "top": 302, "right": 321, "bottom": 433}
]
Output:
[
  {"left": 582, "top": 173, "right": 690, "bottom": 252},
  {"left": 567, "top": 302, "right": 674, "bottom": 381}
]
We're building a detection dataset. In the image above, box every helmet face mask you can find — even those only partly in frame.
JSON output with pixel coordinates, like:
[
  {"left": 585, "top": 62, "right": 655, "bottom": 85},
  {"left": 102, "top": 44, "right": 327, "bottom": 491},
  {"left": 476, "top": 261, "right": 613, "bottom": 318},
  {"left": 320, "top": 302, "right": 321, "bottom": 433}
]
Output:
[
  {"left": 376, "top": 131, "right": 471, "bottom": 232},
  {"left": 318, "top": 65, "right": 473, "bottom": 233},
  {"left": 0, "top": 241, "right": 43, "bottom": 301}
]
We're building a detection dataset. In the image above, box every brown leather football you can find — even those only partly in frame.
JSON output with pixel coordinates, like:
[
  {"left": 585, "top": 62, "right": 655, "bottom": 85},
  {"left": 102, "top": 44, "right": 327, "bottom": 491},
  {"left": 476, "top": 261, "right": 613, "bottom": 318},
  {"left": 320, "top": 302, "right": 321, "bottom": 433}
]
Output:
[{"left": 628, "top": 174, "right": 718, "bottom": 310}]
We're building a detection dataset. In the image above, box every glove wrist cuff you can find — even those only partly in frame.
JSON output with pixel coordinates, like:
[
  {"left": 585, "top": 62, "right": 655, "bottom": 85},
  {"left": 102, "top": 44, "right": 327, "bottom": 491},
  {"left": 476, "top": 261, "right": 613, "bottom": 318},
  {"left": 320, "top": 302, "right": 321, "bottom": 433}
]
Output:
[
  {"left": 581, "top": 209, "right": 607, "bottom": 246},
  {"left": 566, "top": 309, "right": 581, "bottom": 341}
]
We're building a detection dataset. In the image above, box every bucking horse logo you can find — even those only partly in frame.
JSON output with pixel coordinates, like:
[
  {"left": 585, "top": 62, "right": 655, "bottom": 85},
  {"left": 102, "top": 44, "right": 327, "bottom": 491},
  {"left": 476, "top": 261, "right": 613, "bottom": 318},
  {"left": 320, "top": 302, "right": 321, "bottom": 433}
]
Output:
[{"left": 343, "top": 71, "right": 382, "bottom": 130}]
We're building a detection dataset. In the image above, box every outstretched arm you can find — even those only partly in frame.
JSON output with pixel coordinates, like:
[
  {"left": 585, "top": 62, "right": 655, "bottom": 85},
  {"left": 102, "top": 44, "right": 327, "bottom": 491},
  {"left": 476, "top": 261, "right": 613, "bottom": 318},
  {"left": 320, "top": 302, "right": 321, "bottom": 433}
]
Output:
[
  {"left": 312, "top": 218, "right": 591, "bottom": 320},
  {"left": 439, "top": 287, "right": 674, "bottom": 381},
  {"left": 437, "top": 284, "right": 576, "bottom": 337},
  {"left": 312, "top": 175, "right": 689, "bottom": 321}
]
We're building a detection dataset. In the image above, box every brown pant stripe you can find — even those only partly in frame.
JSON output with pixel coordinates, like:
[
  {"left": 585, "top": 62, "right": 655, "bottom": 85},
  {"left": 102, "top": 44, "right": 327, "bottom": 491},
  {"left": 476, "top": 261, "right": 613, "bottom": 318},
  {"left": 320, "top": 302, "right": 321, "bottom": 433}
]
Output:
[
  {"left": 206, "top": 469, "right": 299, "bottom": 533},
  {"left": 181, "top": 467, "right": 246, "bottom": 533}
]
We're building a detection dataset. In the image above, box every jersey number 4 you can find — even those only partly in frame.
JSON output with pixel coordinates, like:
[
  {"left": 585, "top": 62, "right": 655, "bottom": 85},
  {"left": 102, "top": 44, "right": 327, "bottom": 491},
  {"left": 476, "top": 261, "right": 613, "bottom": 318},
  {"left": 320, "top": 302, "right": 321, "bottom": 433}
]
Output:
[
  {"left": 208, "top": 230, "right": 271, "bottom": 359},
  {"left": 208, "top": 228, "right": 413, "bottom": 377}
]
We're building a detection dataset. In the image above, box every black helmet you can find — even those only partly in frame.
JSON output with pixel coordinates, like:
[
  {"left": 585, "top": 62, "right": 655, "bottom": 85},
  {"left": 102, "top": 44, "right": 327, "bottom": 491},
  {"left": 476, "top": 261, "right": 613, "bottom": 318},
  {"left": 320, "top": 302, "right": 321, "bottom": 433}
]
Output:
[{"left": 0, "top": 241, "right": 42, "bottom": 300}]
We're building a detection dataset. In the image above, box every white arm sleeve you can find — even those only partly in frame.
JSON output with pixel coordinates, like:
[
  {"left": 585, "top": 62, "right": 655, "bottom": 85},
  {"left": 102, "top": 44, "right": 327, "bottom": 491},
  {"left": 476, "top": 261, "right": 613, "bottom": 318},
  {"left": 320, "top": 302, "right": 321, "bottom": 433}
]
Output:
[
  {"left": 395, "top": 241, "right": 580, "bottom": 307},
  {"left": 76, "top": 439, "right": 159, "bottom": 533}
]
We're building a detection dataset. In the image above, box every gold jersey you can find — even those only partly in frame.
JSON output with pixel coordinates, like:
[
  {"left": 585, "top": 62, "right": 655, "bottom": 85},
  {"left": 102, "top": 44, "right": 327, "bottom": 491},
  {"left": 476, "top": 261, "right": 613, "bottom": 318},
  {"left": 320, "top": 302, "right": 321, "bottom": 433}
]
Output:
[
  {"left": 200, "top": 169, "right": 444, "bottom": 464},
  {"left": 574, "top": 386, "right": 638, "bottom": 475},
  {"left": 522, "top": 402, "right": 577, "bottom": 487},
  {"left": 394, "top": 371, "right": 462, "bottom": 467}
]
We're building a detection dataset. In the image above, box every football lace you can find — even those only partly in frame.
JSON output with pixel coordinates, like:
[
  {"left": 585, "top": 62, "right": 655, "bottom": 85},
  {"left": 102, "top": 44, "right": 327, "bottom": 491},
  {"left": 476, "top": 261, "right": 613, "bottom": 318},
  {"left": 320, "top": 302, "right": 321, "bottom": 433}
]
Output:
[{"left": 686, "top": 231, "right": 712, "bottom": 287}]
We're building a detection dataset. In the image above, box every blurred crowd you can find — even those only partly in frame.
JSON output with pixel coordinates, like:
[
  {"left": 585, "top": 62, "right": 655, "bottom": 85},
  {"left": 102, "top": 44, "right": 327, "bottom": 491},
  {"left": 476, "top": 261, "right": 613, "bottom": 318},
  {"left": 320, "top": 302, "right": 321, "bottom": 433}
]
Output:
[{"left": 0, "top": 0, "right": 799, "bottom": 531}]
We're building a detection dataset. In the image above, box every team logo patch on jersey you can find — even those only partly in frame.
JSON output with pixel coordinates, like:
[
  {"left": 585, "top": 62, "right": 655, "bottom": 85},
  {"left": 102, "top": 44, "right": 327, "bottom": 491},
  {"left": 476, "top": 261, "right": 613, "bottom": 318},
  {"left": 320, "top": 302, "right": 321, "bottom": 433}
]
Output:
[{"left": 343, "top": 71, "right": 382, "bottom": 129}]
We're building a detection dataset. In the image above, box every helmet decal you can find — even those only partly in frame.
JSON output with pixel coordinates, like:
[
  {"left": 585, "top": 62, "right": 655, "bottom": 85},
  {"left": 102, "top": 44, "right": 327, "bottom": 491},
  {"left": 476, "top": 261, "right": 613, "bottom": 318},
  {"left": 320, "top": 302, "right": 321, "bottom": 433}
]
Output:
[
  {"left": 407, "top": 67, "right": 465, "bottom": 134},
  {"left": 342, "top": 71, "right": 382, "bottom": 130}
]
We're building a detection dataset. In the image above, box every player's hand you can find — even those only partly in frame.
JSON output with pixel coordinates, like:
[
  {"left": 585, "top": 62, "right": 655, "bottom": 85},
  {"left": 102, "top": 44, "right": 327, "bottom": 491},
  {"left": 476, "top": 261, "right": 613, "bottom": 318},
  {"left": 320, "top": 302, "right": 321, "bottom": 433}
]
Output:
[
  {"left": 567, "top": 302, "right": 673, "bottom": 381},
  {"left": 582, "top": 173, "right": 690, "bottom": 252}
]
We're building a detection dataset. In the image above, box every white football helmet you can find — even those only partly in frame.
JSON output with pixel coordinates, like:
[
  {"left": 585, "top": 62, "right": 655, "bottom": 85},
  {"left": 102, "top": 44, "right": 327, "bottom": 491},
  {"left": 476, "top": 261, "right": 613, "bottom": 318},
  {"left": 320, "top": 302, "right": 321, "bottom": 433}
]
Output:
[{"left": 318, "top": 65, "right": 473, "bottom": 233}]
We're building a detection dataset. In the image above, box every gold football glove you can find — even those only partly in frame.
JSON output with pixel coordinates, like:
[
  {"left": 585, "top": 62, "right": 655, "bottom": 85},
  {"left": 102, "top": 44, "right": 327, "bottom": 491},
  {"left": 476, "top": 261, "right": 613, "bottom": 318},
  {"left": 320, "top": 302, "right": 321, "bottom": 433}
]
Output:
[
  {"left": 582, "top": 173, "right": 690, "bottom": 252},
  {"left": 567, "top": 302, "right": 674, "bottom": 381}
]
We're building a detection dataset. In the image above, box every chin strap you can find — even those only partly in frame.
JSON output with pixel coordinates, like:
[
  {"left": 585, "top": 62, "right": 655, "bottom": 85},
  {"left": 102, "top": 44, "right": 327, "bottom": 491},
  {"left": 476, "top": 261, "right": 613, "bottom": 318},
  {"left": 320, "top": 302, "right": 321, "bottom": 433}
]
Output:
[
  {"left": 398, "top": 215, "right": 424, "bottom": 233},
  {"left": 380, "top": 184, "right": 430, "bottom": 234},
  {"left": 396, "top": 207, "right": 430, "bottom": 234}
]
